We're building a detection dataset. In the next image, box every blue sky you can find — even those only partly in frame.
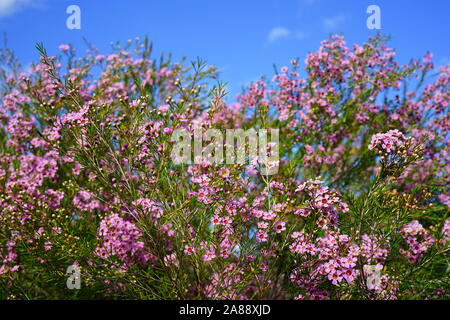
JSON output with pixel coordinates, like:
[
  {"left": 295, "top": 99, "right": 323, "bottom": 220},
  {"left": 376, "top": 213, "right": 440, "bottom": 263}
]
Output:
[{"left": 0, "top": 0, "right": 449, "bottom": 99}]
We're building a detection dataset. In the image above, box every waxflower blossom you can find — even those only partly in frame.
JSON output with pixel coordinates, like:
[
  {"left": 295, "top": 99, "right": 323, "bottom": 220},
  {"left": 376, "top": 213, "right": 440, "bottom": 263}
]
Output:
[
  {"left": 438, "top": 194, "right": 450, "bottom": 208},
  {"left": 368, "top": 130, "right": 425, "bottom": 177},
  {"left": 58, "top": 44, "right": 70, "bottom": 52},
  {"left": 163, "top": 253, "right": 179, "bottom": 267},
  {"left": 184, "top": 245, "right": 195, "bottom": 255},
  {"left": 202, "top": 248, "right": 216, "bottom": 262},
  {"left": 399, "top": 220, "right": 435, "bottom": 263},
  {"left": 294, "top": 178, "right": 349, "bottom": 229},
  {"left": 273, "top": 221, "right": 286, "bottom": 233},
  {"left": 442, "top": 218, "right": 450, "bottom": 244},
  {"left": 369, "top": 129, "right": 406, "bottom": 154},
  {"left": 73, "top": 190, "right": 102, "bottom": 212},
  {"left": 256, "top": 231, "right": 269, "bottom": 242},
  {"left": 0, "top": 34, "right": 448, "bottom": 300},
  {"left": 289, "top": 230, "right": 396, "bottom": 298},
  {"left": 95, "top": 214, "right": 152, "bottom": 267}
]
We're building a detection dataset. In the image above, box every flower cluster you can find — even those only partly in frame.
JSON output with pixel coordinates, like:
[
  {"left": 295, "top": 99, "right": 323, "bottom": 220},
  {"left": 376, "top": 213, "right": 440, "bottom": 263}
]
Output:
[
  {"left": 368, "top": 130, "right": 425, "bottom": 177},
  {"left": 95, "top": 214, "right": 152, "bottom": 268},
  {"left": 399, "top": 220, "right": 435, "bottom": 263},
  {"left": 0, "top": 236, "right": 19, "bottom": 276},
  {"left": 0, "top": 34, "right": 448, "bottom": 300},
  {"left": 289, "top": 231, "right": 391, "bottom": 298},
  {"left": 73, "top": 190, "right": 103, "bottom": 213},
  {"left": 294, "top": 179, "right": 349, "bottom": 229},
  {"left": 442, "top": 218, "right": 450, "bottom": 244},
  {"left": 369, "top": 129, "right": 406, "bottom": 154}
]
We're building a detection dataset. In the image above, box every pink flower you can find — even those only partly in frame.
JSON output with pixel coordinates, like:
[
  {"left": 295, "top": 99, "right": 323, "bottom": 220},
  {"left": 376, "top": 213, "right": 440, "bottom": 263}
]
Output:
[
  {"left": 158, "top": 104, "right": 170, "bottom": 112},
  {"left": 315, "top": 194, "right": 330, "bottom": 208},
  {"left": 218, "top": 167, "right": 230, "bottom": 178},
  {"left": 368, "top": 129, "right": 406, "bottom": 154},
  {"left": 294, "top": 208, "right": 310, "bottom": 217},
  {"left": 202, "top": 249, "right": 216, "bottom": 262},
  {"left": 273, "top": 221, "right": 286, "bottom": 233},
  {"left": 257, "top": 221, "right": 268, "bottom": 229},
  {"left": 95, "top": 213, "right": 151, "bottom": 267},
  {"left": 443, "top": 218, "right": 450, "bottom": 243},
  {"left": 184, "top": 245, "right": 195, "bottom": 255},
  {"left": 164, "top": 253, "right": 179, "bottom": 266},
  {"left": 59, "top": 44, "right": 70, "bottom": 52},
  {"left": 256, "top": 231, "right": 268, "bottom": 242}
]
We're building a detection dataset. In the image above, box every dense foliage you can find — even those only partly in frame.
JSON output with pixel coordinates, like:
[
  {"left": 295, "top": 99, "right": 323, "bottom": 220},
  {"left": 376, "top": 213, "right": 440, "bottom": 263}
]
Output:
[{"left": 0, "top": 35, "right": 448, "bottom": 299}]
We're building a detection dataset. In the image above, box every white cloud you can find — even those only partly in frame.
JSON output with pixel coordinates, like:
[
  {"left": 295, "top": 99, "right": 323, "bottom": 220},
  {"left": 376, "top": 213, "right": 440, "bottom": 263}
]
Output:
[
  {"left": 267, "top": 27, "right": 291, "bottom": 42},
  {"left": 0, "top": 0, "right": 36, "bottom": 18},
  {"left": 267, "top": 27, "right": 307, "bottom": 43},
  {"left": 322, "top": 14, "right": 346, "bottom": 31}
]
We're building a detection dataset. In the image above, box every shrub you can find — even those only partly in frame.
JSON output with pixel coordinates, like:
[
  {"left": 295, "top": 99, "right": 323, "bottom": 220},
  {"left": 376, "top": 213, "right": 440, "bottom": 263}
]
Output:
[{"left": 0, "top": 34, "right": 448, "bottom": 299}]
